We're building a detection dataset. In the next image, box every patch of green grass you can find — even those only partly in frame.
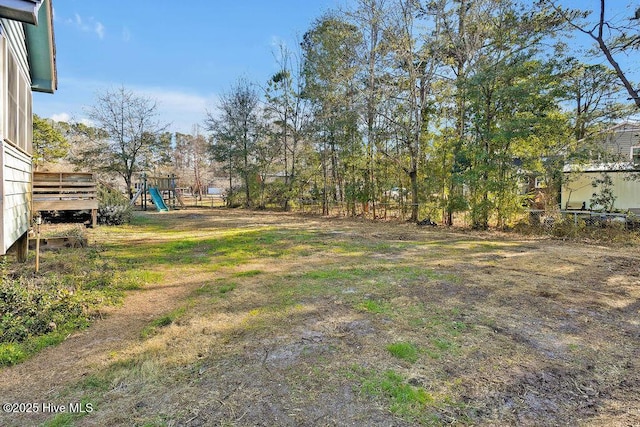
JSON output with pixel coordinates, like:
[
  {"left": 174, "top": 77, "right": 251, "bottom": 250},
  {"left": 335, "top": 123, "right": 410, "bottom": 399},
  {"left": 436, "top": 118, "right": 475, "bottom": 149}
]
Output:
[
  {"left": 233, "top": 269, "right": 263, "bottom": 278},
  {"left": 130, "top": 213, "right": 156, "bottom": 226},
  {"left": 25, "top": 320, "right": 89, "bottom": 351},
  {"left": 355, "top": 298, "right": 393, "bottom": 315},
  {"left": 40, "top": 398, "right": 95, "bottom": 427},
  {"left": 325, "top": 238, "right": 416, "bottom": 256},
  {"left": 140, "top": 307, "right": 187, "bottom": 339},
  {"left": 351, "top": 365, "right": 469, "bottom": 424},
  {"left": 193, "top": 281, "right": 237, "bottom": 298},
  {"left": 139, "top": 418, "right": 169, "bottom": 427},
  {"left": 297, "top": 265, "right": 456, "bottom": 290},
  {"left": 271, "top": 266, "right": 403, "bottom": 306},
  {"left": 267, "top": 280, "right": 334, "bottom": 308},
  {"left": 433, "top": 338, "right": 454, "bottom": 351},
  {"left": 79, "top": 373, "right": 112, "bottom": 392},
  {"left": 448, "top": 321, "right": 468, "bottom": 336},
  {"left": 218, "top": 283, "right": 236, "bottom": 294},
  {"left": 425, "top": 338, "right": 457, "bottom": 360},
  {"left": 301, "top": 265, "right": 395, "bottom": 281},
  {"left": 387, "top": 342, "right": 420, "bottom": 363},
  {"left": 361, "top": 369, "right": 433, "bottom": 419},
  {"left": 114, "top": 270, "right": 164, "bottom": 290},
  {"left": 301, "top": 269, "right": 352, "bottom": 280}
]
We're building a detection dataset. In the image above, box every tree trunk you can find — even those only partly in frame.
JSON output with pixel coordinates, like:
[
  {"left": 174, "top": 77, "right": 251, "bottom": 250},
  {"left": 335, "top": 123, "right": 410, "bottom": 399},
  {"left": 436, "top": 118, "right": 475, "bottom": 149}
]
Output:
[
  {"left": 410, "top": 169, "right": 418, "bottom": 222},
  {"left": 322, "top": 140, "right": 329, "bottom": 216},
  {"left": 126, "top": 175, "right": 134, "bottom": 200}
]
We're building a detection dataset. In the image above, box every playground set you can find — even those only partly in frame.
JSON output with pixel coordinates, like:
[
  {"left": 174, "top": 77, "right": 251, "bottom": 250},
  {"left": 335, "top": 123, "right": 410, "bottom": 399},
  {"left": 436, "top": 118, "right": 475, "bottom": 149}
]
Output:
[{"left": 130, "top": 174, "right": 185, "bottom": 212}]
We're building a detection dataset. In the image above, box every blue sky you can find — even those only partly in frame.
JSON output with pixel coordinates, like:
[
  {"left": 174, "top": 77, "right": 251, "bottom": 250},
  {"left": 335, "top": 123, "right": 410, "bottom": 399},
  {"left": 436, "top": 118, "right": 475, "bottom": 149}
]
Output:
[
  {"left": 33, "top": 0, "right": 342, "bottom": 133},
  {"left": 33, "top": 0, "right": 637, "bottom": 134}
]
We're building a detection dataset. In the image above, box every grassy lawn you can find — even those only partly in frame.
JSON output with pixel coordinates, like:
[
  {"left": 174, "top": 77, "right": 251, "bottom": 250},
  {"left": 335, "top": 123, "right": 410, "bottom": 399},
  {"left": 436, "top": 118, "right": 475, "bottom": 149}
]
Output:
[{"left": 1, "top": 209, "right": 638, "bottom": 426}]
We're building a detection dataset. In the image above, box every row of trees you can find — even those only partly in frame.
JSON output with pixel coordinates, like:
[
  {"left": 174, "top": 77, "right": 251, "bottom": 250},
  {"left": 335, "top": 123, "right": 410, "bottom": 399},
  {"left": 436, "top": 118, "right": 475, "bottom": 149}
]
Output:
[
  {"left": 204, "top": 0, "right": 638, "bottom": 228},
  {"left": 35, "top": 0, "right": 639, "bottom": 228}
]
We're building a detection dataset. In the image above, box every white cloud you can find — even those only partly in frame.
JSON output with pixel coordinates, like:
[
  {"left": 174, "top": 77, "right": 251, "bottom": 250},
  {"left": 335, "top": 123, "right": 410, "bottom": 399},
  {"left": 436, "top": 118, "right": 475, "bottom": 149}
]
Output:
[
  {"left": 50, "top": 113, "right": 71, "bottom": 122},
  {"left": 66, "top": 13, "right": 106, "bottom": 40},
  {"left": 36, "top": 77, "right": 217, "bottom": 135},
  {"left": 95, "top": 22, "right": 105, "bottom": 40},
  {"left": 133, "top": 86, "right": 217, "bottom": 134},
  {"left": 79, "top": 118, "right": 95, "bottom": 128}
]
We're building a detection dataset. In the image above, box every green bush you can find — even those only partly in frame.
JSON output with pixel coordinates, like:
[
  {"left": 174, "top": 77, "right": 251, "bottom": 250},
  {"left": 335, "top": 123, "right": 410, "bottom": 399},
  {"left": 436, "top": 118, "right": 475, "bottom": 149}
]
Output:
[
  {"left": 98, "top": 205, "right": 133, "bottom": 225},
  {"left": 0, "top": 279, "right": 85, "bottom": 343},
  {"left": 0, "top": 240, "right": 140, "bottom": 366},
  {"left": 97, "top": 183, "right": 133, "bottom": 225},
  {"left": 0, "top": 343, "right": 25, "bottom": 365}
]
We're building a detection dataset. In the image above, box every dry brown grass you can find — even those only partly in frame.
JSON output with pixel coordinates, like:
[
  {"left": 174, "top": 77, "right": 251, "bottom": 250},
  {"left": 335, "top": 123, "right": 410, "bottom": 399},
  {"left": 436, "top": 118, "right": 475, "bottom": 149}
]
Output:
[{"left": 1, "top": 209, "right": 638, "bottom": 426}]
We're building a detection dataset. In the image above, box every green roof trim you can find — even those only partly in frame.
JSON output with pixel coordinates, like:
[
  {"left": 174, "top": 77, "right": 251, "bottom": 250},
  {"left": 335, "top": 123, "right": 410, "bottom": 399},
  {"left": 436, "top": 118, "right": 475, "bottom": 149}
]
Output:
[{"left": 24, "top": 0, "right": 56, "bottom": 93}]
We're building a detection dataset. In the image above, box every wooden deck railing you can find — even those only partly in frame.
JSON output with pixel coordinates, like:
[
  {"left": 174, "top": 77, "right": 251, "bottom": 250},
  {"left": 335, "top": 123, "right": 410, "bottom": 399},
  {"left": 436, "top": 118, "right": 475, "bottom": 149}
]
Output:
[{"left": 32, "top": 172, "right": 98, "bottom": 226}]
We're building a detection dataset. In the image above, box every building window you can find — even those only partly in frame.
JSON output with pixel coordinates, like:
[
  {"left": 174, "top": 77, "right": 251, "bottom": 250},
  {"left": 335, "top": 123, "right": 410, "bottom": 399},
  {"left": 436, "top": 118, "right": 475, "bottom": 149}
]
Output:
[
  {"left": 7, "top": 38, "right": 17, "bottom": 144},
  {"left": 534, "top": 176, "right": 546, "bottom": 189},
  {"left": 4, "top": 38, "right": 31, "bottom": 154},
  {"left": 632, "top": 146, "right": 640, "bottom": 166}
]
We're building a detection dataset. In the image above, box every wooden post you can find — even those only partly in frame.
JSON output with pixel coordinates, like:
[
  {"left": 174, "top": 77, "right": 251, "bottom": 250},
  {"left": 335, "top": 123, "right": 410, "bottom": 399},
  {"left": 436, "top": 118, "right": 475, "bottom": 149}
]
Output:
[
  {"left": 143, "top": 174, "right": 147, "bottom": 211},
  {"left": 15, "top": 232, "right": 28, "bottom": 263},
  {"left": 35, "top": 216, "right": 41, "bottom": 273}
]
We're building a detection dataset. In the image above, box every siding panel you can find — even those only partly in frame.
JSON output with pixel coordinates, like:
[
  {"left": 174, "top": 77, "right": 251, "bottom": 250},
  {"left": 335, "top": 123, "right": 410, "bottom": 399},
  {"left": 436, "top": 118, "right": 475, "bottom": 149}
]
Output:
[
  {"left": 0, "top": 35, "right": 4, "bottom": 139},
  {"left": 562, "top": 170, "right": 640, "bottom": 211},
  {"left": 2, "top": 141, "right": 31, "bottom": 253},
  {"left": 3, "top": 165, "right": 30, "bottom": 182},
  {"left": 602, "top": 125, "right": 640, "bottom": 160}
]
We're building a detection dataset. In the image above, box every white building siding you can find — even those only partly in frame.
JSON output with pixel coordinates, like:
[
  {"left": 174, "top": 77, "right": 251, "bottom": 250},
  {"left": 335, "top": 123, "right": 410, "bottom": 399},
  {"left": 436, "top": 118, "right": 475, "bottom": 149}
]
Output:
[
  {"left": 562, "top": 170, "right": 640, "bottom": 212},
  {"left": 0, "top": 34, "right": 4, "bottom": 140},
  {"left": 0, "top": 3, "right": 55, "bottom": 257},
  {"left": 0, "top": 23, "right": 33, "bottom": 255},
  {"left": 1, "top": 141, "right": 31, "bottom": 253}
]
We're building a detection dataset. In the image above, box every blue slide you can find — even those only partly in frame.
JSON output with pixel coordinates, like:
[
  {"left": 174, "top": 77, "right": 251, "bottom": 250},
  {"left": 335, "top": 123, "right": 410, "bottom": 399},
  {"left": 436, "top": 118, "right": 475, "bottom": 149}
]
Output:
[{"left": 149, "top": 187, "right": 169, "bottom": 212}]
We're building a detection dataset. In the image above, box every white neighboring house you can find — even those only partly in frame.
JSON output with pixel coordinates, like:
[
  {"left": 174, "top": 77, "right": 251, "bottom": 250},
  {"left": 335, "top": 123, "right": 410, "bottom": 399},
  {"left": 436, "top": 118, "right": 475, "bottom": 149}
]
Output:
[
  {"left": 562, "top": 122, "right": 640, "bottom": 213},
  {"left": 0, "top": 0, "right": 56, "bottom": 259}
]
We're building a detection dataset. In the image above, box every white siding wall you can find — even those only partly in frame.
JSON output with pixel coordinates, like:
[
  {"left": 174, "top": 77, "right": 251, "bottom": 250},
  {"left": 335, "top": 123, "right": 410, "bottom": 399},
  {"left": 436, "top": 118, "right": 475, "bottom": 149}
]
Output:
[
  {"left": 0, "top": 21, "right": 33, "bottom": 255},
  {"left": 1, "top": 141, "right": 31, "bottom": 253},
  {"left": 0, "top": 33, "right": 4, "bottom": 142},
  {"left": 562, "top": 171, "right": 640, "bottom": 211}
]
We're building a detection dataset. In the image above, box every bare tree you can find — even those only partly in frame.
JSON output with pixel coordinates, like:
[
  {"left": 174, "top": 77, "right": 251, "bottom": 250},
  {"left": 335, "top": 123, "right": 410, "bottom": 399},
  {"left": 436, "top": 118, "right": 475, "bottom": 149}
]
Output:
[
  {"left": 382, "top": 0, "right": 439, "bottom": 222},
  {"left": 205, "top": 79, "right": 262, "bottom": 208},
  {"left": 264, "top": 43, "right": 311, "bottom": 210},
  {"left": 85, "top": 86, "right": 168, "bottom": 199},
  {"left": 348, "top": 0, "right": 390, "bottom": 218},
  {"left": 174, "top": 130, "right": 210, "bottom": 199},
  {"left": 543, "top": 0, "right": 640, "bottom": 108}
]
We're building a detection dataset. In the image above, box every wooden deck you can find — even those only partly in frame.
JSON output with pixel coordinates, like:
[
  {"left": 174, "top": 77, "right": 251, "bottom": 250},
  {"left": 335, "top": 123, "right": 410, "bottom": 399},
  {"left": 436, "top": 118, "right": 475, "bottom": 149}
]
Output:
[{"left": 32, "top": 172, "right": 98, "bottom": 226}]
